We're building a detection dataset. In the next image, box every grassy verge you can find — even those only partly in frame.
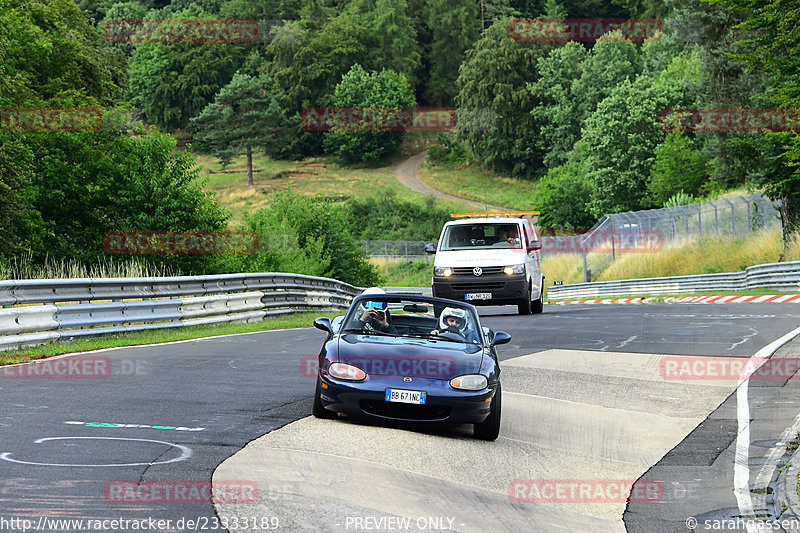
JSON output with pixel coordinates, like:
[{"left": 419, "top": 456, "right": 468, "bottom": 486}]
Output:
[
  {"left": 192, "top": 134, "right": 461, "bottom": 225},
  {"left": 543, "top": 227, "right": 800, "bottom": 287},
  {"left": 0, "top": 312, "right": 331, "bottom": 365},
  {"left": 377, "top": 260, "right": 431, "bottom": 287},
  {"left": 418, "top": 161, "right": 537, "bottom": 210},
  {"left": 546, "top": 288, "right": 800, "bottom": 302}
]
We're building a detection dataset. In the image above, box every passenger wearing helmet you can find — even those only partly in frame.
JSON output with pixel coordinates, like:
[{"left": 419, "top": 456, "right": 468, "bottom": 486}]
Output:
[
  {"left": 431, "top": 307, "right": 478, "bottom": 343},
  {"left": 354, "top": 288, "right": 397, "bottom": 334}
]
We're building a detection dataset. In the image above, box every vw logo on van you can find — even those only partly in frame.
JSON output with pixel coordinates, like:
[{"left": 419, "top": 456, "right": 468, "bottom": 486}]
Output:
[{"left": 473, "top": 267, "right": 483, "bottom": 276}]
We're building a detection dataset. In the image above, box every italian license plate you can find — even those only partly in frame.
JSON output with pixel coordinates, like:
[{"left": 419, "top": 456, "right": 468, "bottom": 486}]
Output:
[
  {"left": 385, "top": 388, "right": 426, "bottom": 405},
  {"left": 465, "top": 292, "right": 492, "bottom": 301}
]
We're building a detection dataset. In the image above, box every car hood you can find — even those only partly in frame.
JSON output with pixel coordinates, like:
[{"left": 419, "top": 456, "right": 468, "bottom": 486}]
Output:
[
  {"left": 434, "top": 249, "right": 527, "bottom": 267},
  {"left": 337, "top": 334, "right": 484, "bottom": 379}
]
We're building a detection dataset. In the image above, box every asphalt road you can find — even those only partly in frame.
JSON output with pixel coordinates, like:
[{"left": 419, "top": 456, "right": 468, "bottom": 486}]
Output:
[{"left": 1, "top": 303, "right": 800, "bottom": 532}]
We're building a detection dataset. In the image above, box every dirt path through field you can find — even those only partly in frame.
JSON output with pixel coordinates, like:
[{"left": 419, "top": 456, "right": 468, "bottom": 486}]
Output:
[{"left": 393, "top": 151, "right": 508, "bottom": 212}]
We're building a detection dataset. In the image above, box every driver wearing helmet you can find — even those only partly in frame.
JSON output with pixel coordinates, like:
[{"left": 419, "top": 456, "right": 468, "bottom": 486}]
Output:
[{"left": 431, "top": 307, "right": 478, "bottom": 343}]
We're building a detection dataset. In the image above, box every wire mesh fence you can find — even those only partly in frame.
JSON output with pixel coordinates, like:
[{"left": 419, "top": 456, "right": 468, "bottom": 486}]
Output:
[
  {"left": 581, "top": 194, "right": 781, "bottom": 247},
  {"left": 362, "top": 240, "right": 432, "bottom": 262}
]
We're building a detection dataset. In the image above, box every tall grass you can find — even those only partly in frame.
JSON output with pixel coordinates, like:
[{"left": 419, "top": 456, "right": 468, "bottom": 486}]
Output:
[
  {"left": 0, "top": 254, "right": 176, "bottom": 281},
  {"left": 541, "top": 227, "right": 788, "bottom": 286}
]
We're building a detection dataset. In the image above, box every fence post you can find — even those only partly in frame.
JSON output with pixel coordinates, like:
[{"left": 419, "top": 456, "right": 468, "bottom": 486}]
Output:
[
  {"left": 583, "top": 252, "right": 590, "bottom": 282},
  {"left": 746, "top": 198, "right": 752, "bottom": 232}
]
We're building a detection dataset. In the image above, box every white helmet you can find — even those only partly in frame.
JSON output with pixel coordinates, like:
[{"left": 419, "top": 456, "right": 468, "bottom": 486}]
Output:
[
  {"left": 361, "top": 287, "right": 386, "bottom": 296},
  {"left": 439, "top": 307, "right": 468, "bottom": 332}
]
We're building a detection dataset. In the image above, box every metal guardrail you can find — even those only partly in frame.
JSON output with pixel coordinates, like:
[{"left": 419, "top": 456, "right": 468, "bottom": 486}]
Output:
[
  {"left": 547, "top": 261, "right": 800, "bottom": 300},
  {"left": 0, "top": 273, "right": 360, "bottom": 351}
]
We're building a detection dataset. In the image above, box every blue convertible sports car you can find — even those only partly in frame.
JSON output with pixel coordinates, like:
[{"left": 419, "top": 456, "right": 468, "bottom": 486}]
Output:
[{"left": 312, "top": 293, "right": 510, "bottom": 440}]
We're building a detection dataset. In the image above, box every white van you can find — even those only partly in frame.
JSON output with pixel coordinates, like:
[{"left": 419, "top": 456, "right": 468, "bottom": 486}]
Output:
[{"left": 425, "top": 212, "right": 544, "bottom": 315}]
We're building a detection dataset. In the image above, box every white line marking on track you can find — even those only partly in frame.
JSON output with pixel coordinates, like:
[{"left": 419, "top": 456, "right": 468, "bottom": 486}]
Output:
[
  {"left": 617, "top": 336, "right": 638, "bottom": 348},
  {"left": 734, "top": 325, "right": 800, "bottom": 532},
  {"left": 728, "top": 328, "right": 759, "bottom": 351},
  {"left": 0, "top": 436, "right": 192, "bottom": 467}
]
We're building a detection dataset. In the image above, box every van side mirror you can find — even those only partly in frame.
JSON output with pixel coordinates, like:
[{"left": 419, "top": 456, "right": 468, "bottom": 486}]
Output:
[
  {"left": 425, "top": 242, "right": 437, "bottom": 254},
  {"left": 528, "top": 240, "right": 542, "bottom": 251}
]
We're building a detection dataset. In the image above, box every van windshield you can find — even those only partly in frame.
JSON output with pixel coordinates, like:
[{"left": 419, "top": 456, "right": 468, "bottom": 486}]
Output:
[{"left": 440, "top": 223, "right": 522, "bottom": 250}]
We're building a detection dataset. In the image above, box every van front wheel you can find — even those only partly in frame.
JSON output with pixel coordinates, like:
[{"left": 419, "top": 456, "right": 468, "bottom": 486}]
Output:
[
  {"left": 531, "top": 283, "right": 544, "bottom": 314},
  {"left": 518, "top": 284, "right": 532, "bottom": 315}
]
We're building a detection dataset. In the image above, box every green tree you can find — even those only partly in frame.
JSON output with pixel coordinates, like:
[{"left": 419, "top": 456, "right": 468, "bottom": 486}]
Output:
[
  {"left": 529, "top": 42, "right": 588, "bottom": 168},
  {"left": 426, "top": 0, "right": 480, "bottom": 105},
  {"left": 19, "top": 129, "right": 228, "bottom": 272},
  {"left": 346, "top": 191, "right": 452, "bottom": 241},
  {"left": 322, "top": 64, "right": 417, "bottom": 163},
  {"left": 127, "top": 7, "right": 248, "bottom": 131},
  {"left": 0, "top": 0, "right": 125, "bottom": 108},
  {"left": 532, "top": 161, "right": 594, "bottom": 230},
  {"left": 712, "top": 0, "right": 800, "bottom": 234},
  {"left": 191, "top": 73, "right": 291, "bottom": 185},
  {"left": 265, "top": 10, "right": 373, "bottom": 112},
  {"left": 0, "top": 136, "right": 41, "bottom": 257},
  {"left": 571, "top": 31, "right": 642, "bottom": 123},
  {"left": 250, "top": 191, "right": 382, "bottom": 286},
  {"left": 582, "top": 52, "right": 703, "bottom": 216},
  {"left": 359, "top": 0, "right": 422, "bottom": 87},
  {"left": 647, "top": 132, "right": 709, "bottom": 205},
  {"left": 455, "top": 19, "right": 548, "bottom": 178}
]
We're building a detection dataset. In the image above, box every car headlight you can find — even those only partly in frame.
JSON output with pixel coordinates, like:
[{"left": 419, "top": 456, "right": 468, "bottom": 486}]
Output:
[
  {"left": 450, "top": 374, "right": 488, "bottom": 391},
  {"left": 328, "top": 363, "right": 367, "bottom": 381},
  {"left": 434, "top": 267, "right": 453, "bottom": 277},
  {"left": 503, "top": 264, "right": 525, "bottom": 275}
]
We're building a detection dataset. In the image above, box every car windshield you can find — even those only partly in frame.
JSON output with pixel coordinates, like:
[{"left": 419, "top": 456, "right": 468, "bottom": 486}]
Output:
[
  {"left": 440, "top": 223, "right": 522, "bottom": 250},
  {"left": 342, "top": 297, "right": 482, "bottom": 343}
]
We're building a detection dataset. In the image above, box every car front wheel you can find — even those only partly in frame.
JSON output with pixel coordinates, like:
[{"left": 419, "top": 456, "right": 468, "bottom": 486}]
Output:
[
  {"left": 312, "top": 378, "right": 337, "bottom": 419},
  {"left": 474, "top": 383, "right": 502, "bottom": 441}
]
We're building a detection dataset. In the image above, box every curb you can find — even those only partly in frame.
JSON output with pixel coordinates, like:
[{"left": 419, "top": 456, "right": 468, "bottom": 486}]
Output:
[
  {"left": 547, "top": 294, "right": 800, "bottom": 305},
  {"left": 776, "top": 444, "right": 800, "bottom": 521}
]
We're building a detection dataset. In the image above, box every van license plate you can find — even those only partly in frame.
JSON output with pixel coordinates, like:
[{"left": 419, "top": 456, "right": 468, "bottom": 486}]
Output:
[{"left": 465, "top": 293, "right": 492, "bottom": 300}]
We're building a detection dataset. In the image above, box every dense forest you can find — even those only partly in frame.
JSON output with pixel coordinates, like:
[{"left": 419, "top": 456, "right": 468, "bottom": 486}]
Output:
[{"left": 0, "top": 0, "right": 797, "bottom": 283}]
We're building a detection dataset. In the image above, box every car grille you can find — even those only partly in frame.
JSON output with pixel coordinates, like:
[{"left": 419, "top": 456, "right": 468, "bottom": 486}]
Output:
[
  {"left": 451, "top": 282, "right": 505, "bottom": 290},
  {"left": 360, "top": 400, "right": 451, "bottom": 421},
  {"left": 452, "top": 266, "right": 504, "bottom": 276}
]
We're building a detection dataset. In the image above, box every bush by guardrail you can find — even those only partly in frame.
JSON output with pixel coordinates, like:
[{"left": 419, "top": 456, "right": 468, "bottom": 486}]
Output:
[
  {"left": 547, "top": 261, "right": 800, "bottom": 300},
  {"left": 0, "top": 273, "right": 360, "bottom": 352}
]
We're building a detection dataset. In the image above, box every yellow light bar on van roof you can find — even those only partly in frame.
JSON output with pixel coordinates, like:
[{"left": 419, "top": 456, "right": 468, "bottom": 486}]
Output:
[{"left": 450, "top": 211, "right": 540, "bottom": 218}]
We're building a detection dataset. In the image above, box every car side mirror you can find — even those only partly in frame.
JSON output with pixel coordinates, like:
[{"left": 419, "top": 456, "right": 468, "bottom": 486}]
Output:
[
  {"left": 425, "top": 242, "right": 437, "bottom": 254},
  {"left": 528, "top": 240, "right": 542, "bottom": 251},
  {"left": 314, "top": 317, "right": 333, "bottom": 334},
  {"left": 490, "top": 331, "right": 511, "bottom": 347}
]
